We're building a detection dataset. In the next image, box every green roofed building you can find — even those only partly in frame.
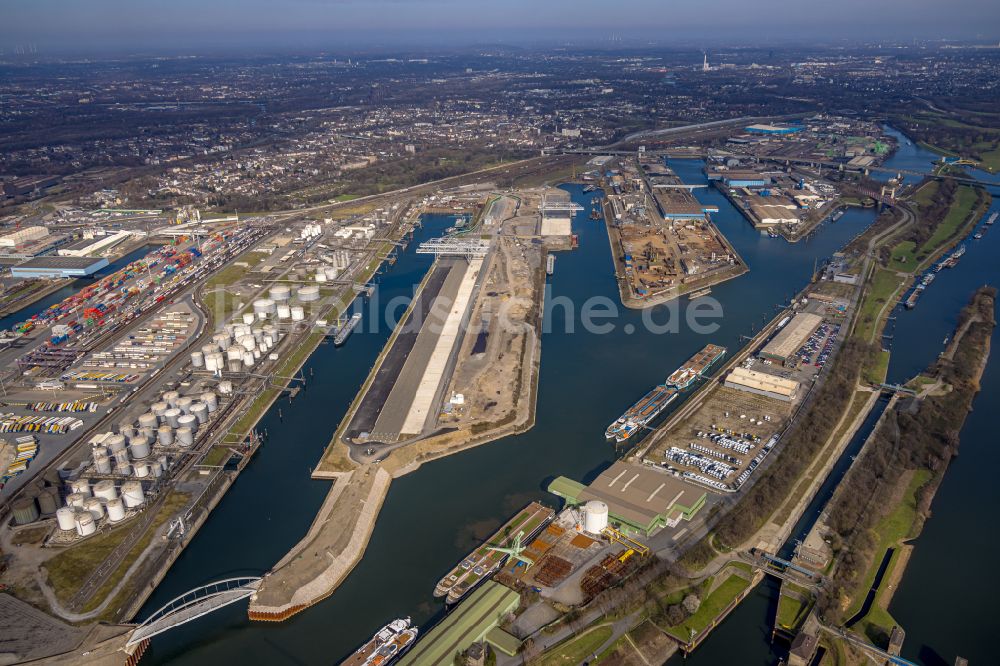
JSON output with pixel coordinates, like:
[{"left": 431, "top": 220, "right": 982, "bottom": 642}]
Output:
[
  {"left": 398, "top": 581, "right": 521, "bottom": 665},
  {"left": 548, "top": 461, "right": 707, "bottom": 536}
]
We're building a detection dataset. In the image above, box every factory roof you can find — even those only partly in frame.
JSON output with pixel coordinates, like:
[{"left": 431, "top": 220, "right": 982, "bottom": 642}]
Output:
[
  {"left": 760, "top": 312, "right": 823, "bottom": 360},
  {"left": 750, "top": 203, "right": 800, "bottom": 223},
  {"left": 14, "top": 256, "right": 106, "bottom": 269},
  {"left": 725, "top": 366, "right": 799, "bottom": 398}
]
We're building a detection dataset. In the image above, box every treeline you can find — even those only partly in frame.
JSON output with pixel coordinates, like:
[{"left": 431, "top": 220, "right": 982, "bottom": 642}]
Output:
[
  {"left": 818, "top": 286, "right": 996, "bottom": 623},
  {"left": 707, "top": 338, "right": 877, "bottom": 552}
]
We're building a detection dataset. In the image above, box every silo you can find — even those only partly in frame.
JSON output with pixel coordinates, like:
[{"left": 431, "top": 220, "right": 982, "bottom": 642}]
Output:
[
  {"left": 298, "top": 285, "right": 320, "bottom": 302},
  {"left": 138, "top": 413, "right": 158, "bottom": 430},
  {"left": 270, "top": 284, "right": 291, "bottom": 302},
  {"left": 242, "top": 313, "right": 256, "bottom": 325},
  {"left": 176, "top": 427, "right": 195, "bottom": 447},
  {"left": 11, "top": 497, "right": 39, "bottom": 525},
  {"left": 93, "top": 480, "right": 117, "bottom": 501},
  {"left": 121, "top": 481, "right": 145, "bottom": 508},
  {"left": 583, "top": 500, "right": 609, "bottom": 534},
  {"left": 157, "top": 426, "right": 174, "bottom": 446},
  {"left": 107, "top": 433, "right": 128, "bottom": 453},
  {"left": 56, "top": 506, "right": 77, "bottom": 531},
  {"left": 162, "top": 390, "right": 181, "bottom": 407},
  {"left": 129, "top": 439, "right": 151, "bottom": 460},
  {"left": 276, "top": 304, "right": 291, "bottom": 320},
  {"left": 177, "top": 414, "right": 198, "bottom": 433},
  {"left": 113, "top": 447, "right": 130, "bottom": 467},
  {"left": 163, "top": 408, "right": 181, "bottom": 428},
  {"left": 151, "top": 402, "right": 169, "bottom": 420},
  {"left": 218, "top": 380, "right": 233, "bottom": 395},
  {"left": 190, "top": 351, "right": 205, "bottom": 368},
  {"left": 84, "top": 497, "right": 105, "bottom": 520},
  {"left": 190, "top": 402, "right": 208, "bottom": 424},
  {"left": 93, "top": 451, "right": 112, "bottom": 475},
  {"left": 66, "top": 492, "right": 86, "bottom": 508},
  {"left": 242, "top": 351, "right": 255, "bottom": 368},
  {"left": 213, "top": 332, "right": 231, "bottom": 351},
  {"left": 106, "top": 498, "right": 126, "bottom": 522},
  {"left": 201, "top": 391, "right": 218, "bottom": 412},
  {"left": 38, "top": 488, "right": 59, "bottom": 515},
  {"left": 70, "top": 478, "right": 92, "bottom": 498},
  {"left": 134, "top": 461, "right": 150, "bottom": 478},
  {"left": 291, "top": 306, "right": 305, "bottom": 321},
  {"left": 176, "top": 396, "right": 194, "bottom": 413},
  {"left": 75, "top": 511, "right": 97, "bottom": 537}
]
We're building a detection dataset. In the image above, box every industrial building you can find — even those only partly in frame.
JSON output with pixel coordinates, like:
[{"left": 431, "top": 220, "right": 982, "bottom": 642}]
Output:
[
  {"left": 397, "top": 581, "right": 521, "bottom": 665},
  {"left": 10, "top": 256, "right": 109, "bottom": 279},
  {"left": 760, "top": 312, "right": 824, "bottom": 363},
  {"left": 724, "top": 367, "right": 799, "bottom": 402},
  {"left": 57, "top": 231, "right": 133, "bottom": 257},
  {"left": 549, "top": 461, "right": 707, "bottom": 535},
  {"left": 0, "top": 226, "right": 49, "bottom": 248},
  {"left": 750, "top": 202, "right": 800, "bottom": 227},
  {"left": 745, "top": 124, "right": 803, "bottom": 135},
  {"left": 722, "top": 172, "right": 770, "bottom": 188}
]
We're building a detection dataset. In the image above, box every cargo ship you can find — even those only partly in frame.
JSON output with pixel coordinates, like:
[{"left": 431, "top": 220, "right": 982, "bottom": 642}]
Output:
[
  {"left": 666, "top": 344, "right": 727, "bottom": 390},
  {"left": 546, "top": 254, "right": 556, "bottom": 275},
  {"left": 605, "top": 384, "right": 677, "bottom": 443},
  {"left": 341, "top": 618, "right": 418, "bottom": 666},
  {"left": 334, "top": 313, "right": 362, "bottom": 346},
  {"left": 434, "top": 501, "right": 554, "bottom": 605},
  {"left": 986, "top": 212, "right": 997, "bottom": 226}
]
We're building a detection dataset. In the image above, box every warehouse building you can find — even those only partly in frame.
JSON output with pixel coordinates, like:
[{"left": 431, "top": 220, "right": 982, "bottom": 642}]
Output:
[
  {"left": 750, "top": 202, "right": 800, "bottom": 227},
  {"left": 57, "top": 231, "right": 133, "bottom": 257},
  {"left": 0, "top": 226, "right": 49, "bottom": 248},
  {"left": 725, "top": 367, "right": 800, "bottom": 402},
  {"left": 10, "top": 256, "right": 109, "bottom": 279},
  {"left": 722, "top": 172, "right": 770, "bottom": 188},
  {"left": 549, "top": 461, "right": 708, "bottom": 535},
  {"left": 745, "top": 124, "right": 803, "bottom": 135},
  {"left": 760, "top": 312, "right": 823, "bottom": 363}
]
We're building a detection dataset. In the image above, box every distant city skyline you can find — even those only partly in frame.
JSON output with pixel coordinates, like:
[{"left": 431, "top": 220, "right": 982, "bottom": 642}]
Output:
[{"left": 2, "top": 0, "right": 999, "bottom": 54}]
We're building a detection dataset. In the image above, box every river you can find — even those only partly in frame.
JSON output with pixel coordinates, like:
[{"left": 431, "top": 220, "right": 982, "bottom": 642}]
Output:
[{"left": 141, "top": 132, "right": 995, "bottom": 665}]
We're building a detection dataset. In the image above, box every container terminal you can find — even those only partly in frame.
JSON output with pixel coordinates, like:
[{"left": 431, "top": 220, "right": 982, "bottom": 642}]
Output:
[{"left": 341, "top": 617, "right": 418, "bottom": 666}]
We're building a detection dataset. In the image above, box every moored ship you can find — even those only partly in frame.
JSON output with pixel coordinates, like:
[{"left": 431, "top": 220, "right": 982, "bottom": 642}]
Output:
[
  {"left": 666, "top": 344, "right": 726, "bottom": 390},
  {"left": 334, "top": 312, "right": 363, "bottom": 346},
  {"left": 605, "top": 384, "right": 677, "bottom": 443},
  {"left": 341, "top": 618, "right": 418, "bottom": 666}
]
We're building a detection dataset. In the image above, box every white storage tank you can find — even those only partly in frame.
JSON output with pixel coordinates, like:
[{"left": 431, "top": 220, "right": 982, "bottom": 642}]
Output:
[
  {"left": 239, "top": 335, "right": 256, "bottom": 352},
  {"left": 75, "top": 511, "right": 97, "bottom": 537},
  {"left": 190, "top": 402, "right": 209, "bottom": 424},
  {"left": 190, "top": 351, "right": 205, "bottom": 368},
  {"left": 70, "top": 478, "right": 92, "bottom": 498},
  {"left": 226, "top": 347, "right": 243, "bottom": 362},
  {"left": 11, "top": 497, "right": 39, "bottom": 525},
  {"left": 583, "top": 500, "right": 609, "bottom": 534},
  {"left": 162, "top": 390, "right": 181, "bottom": 407},
  {"left": 204, "top": 353, "right": 220, "bottom": 372},
  {"left": 314, "top": 271, "right": 327, "bottom": 283},
  {"left": 135, "top": 428, "right": 154, "bottom": 446},
  {"left": 201, "top": 391, "right": 218, "bottom": 412},
  {"left": 177, "top": 396, "right": 194, "bottom": 413},
  {"left": 218, "top": 380, "right": 233, "bottom": 395},
  {"left": 134, "top": 461, "right": 150, "bottom": 478},
  {"left": 298, "top": 285, "right": 320, "bottom": 302},
  {"left": 84, "top": 497, "right": 105, "bottom": 520},
  {"left": 121, "top": 481, "right": 145, "bottom": 508},
  {"left": 151, "top": 401, "right": 169, "bottom": 419},
  {"left": 106, "top": 498, "right": 126, "bottom": 522},
  {"left": 253, "top": 298, "right": 276, "bottom": 318},
  {"left": 276, "top": 304, "right": 291, "bottom": 320},
  {"left": 66, "top": 492, "right": 87, "bottom": 508},
  {"left": 138, "top": 413, "right": 158, "bottom": 430},
  {"left": 228, "top": 359, "right": 242, "bottom": 373},
  {"left": 130, "top": 439, "right": 151, "bottom": 460},
  {"left": 93, "top": 451, "right": 112, "bottom": 475},
  {"left": 114, "top": 460, "right": 131, "bottom": 477},
  {"left": 291, "top": 306, "right": 305, "bottom": 322},
  {"left": 270, "top": 284, "right": 291, "bottom": 302},
  {"left": 201, "top": 343, "right": 219, "bottom": 356},
  {"left": 157, "top": 426, "right": 174, "bottom": 446},
  {"left": 120, "top": 425, "right": 136, "bottom": 441},
  {"left": 107, "top": 433, "right": 128, "bottom": 453},
  {"left": 158, "top": 454, "right": 170, "bottom": 472},
  {"left": 56, "top": 506, "right": 77, "bottom": 531},
  {"left": 242, "top": 351, "right": 255, "bottom": 368},
  {"left": 93, "top": 480, "right": 117, "bottom": 501},
  {"left": 177, "top": 414, "right": 198, "bottom": 432},
  {"left": 163, "top": 408, "right": 181, "bottom": 428},
  {"left": 176, "top": 427, "right": 195, "bottom": 447},
  {"left": 38, "top": 488, "right": 59, "bottom": 515},
  {"left": 242, "top": 313, "right": 256, "bottom": 325},
  {"left": 213, "top": 332, "right": 231, "bottom": 350},
  {"left": 113, "top": 447, "right": 130, "bottom": 467}
]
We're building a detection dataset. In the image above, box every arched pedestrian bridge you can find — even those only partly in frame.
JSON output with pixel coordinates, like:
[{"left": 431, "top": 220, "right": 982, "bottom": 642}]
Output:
[{"left": 126, "top": 577, "right": 261, "bottom": 648}]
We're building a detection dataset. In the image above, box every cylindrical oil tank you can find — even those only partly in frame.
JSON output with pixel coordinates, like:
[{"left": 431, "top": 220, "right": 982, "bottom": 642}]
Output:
[
  {"left": 129, "top": 440, "right": 151, "bottom": 460},
  {"left": 226, "top": 347, "right": 242, "bottom": 362},
  {"left": 227, "top": 359, "right": 242, "bottom": 373},
  {"left": 56, "top": 506, "right": 77, "bottom": 531},
  {"left": 201, "top": 343, "right": 219, "bottom": 356},
  {"left": 176, "top": 396, "right": 194, "bottom": 413},
  {"left": 270, "top": 284, "right": 291, "bottom": 302},
  {"left": 162, "top": 390, "right": 180, "bottom": 407},
  {"left": 190, "top": 402, "right": 208, "bottom": 424},
  {"left": 38, "top": 488, "right": 59, "bottom": 514},
  {"left": 276, "top": 304, "right": 291, "bottom": 320},
  {"left": 151, "top": 461, "right": 163, "bottom": 478},
  {"left": 204, "top": 353, "right": 220, "bottom": 372},
  {"left": 201, "top": 391, "right": 218, "bottom": 412},
  {"left": 176, "top": 427, "right": 194, "bottom": 447},
  {"left": 583, "top": 500, "right": 609, "bottom": 534},
  {"left": 291, "top": 306, "right": 305, "bottom": 321},
  {"left": 113, "top": 447, "right": 130, "bottom": 467},
  {"left": 252, "top": 327, "right": 263, "bottom": 342},
  {"left": 239, "top": 335, "right": 255, "bottom": 351},
  {"left": 151, "top": 402, "right": 169, "bottom": 420},
  {"left": 298, "top": 285, "right": 320, "bottom": 302},
  {"left": 114, "top": 460, "right": 131, "bottom": 477},
  {"left": 66, "top": 492, "right": 86, "bottom": 508},
  {"left": 177, "top": 414, "right": 198, "bottom": 432},
  {"left": 158, "top": 454, "right": 169, "bottom": 471},
  {"left": 157, "top": 425, "right": 174, "bottom": 446},
  {"left": 11, "top": 497, "right": 39, "bottom": 525},
  {"left": 212, "top": 332, "right": 231, "bottom": 350},
  {"left": 253, "top": 298, "right": 276, "bottom": 318},
  {"left": 137, "top": 413, "right": 158, "bottom": 430},
  {"left": 242, "top": 313, "right": 256, "bottom": 325},
  {"left": 190, "top": 351, "right": 205, "bottom": 368},
  {"left": 163, "top": 408, "right": 181, "bottom": 428},
  {"left": 75, "top": 511, "right": 96, "bottom": 537},
  {"left": 218, "top": 380, "right": 233, "bottom": 395},
  {"left": 93, "top": 451, "right": 112, "bottom": 475},
  {"left": 93, "top": 480, "right": 117, "bottom": 501},
  {"left": 211, "top": 352, "right": 226, "bottom": 370},
  {"left": 324, "top": 266, "right": 340, "bottom": 281},
  {"left": 106, "top": 498, "right": 126, "bottom": 522},
  {"left": 135, "top": 428, "right": 154, "bottom": 446},
  {"left": 252, "top": 349, "right": 261, "bottom": 361},
  {"left": 242, "top": 351, "right": 255, "bottom": 368},
  {"left": 120, "top": 424, "right": 136, "bottom": 441},
  {"left": 107, "top": 433, "right": 128, "bottom": 453},
  {"left": 121, "top": 481, "right": 144, "bottom": 508},
  {"left": 133, "top": 461, "right": 150, "bottom": 478},
  {"left": 84, "top": 497, "right": 105, "bottom": 520},
  {"left": 70, "top": 478, "right": 92, "bottom": 497},
  {"left": 314, "top": 271, "right": 327, "bottom": 283}
]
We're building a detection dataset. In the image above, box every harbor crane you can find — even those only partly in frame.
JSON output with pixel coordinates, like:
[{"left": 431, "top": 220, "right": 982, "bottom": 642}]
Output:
[{"left": 486, "top": 530, "right": 535, "bottom": 569}]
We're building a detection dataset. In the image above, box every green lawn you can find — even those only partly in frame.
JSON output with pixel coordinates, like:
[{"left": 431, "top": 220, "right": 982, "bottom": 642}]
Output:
[
  {"left": 777, "top": 593, "right": 811, "bottom": 631},
  {"left": 864, "top": 350, "right": 891, "bottom": 386},
  {"left": 661, "top": 574, "right": 751, "bottom": 641},
  {"left": 919, "top": 185, "right": 979, "bottom": 259},
  {"left": 887, "top": 240, "right": 918, "bottom": 272},
  {"left": 855, "top": 269, "right": 906, "bottom": 341},
  {"left": 538, "top": 625, "right": 614, "bottom": 666}
]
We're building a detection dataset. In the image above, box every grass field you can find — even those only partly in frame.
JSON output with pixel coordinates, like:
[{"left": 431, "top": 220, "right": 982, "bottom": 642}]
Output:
[
  {"left": 864, "top": 350, "right": 891, "bottom": 385},
  {"left": 538, "top": 625, "right": 614, "bottom": 666},
  {"left": 776, "top": 584, "right": 813, "bottom": 630},
  {"left": 855, "top": 269, "right": 906, "bottom": 342},
  {"left": 661, "top": 574, "right": 751, "bottom": 641}
]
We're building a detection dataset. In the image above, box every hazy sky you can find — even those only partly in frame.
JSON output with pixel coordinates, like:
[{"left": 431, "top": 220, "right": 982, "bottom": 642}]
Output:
[{"left": 3, "top": 0, "right": 998, "bottom": 53}]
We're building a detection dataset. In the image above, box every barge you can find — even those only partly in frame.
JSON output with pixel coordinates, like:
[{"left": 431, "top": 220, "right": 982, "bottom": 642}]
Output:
[
  {"left": 666, "top": 344, "right": 727, "bottom": 390},
  {"left": 334, "top": 312, "right": 363, "bottom": 346},
  {"left": 546, "top": 254, "right": 556, "bottom": 276}
]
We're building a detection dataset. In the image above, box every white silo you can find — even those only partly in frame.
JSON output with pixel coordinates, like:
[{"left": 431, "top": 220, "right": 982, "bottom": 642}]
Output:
[
  {"left": 70, "top": 478, "right": 92, "bottom": 498},
  {"left": 190, "top": 351, "right": 205, "bottom": 368},
  {"left": 84, "top": 497, "right": 105, "bottom": 520},
  {"left": 314, "top": 271, "right": 327, "bottom": 283},
  {"left": 106, "top": 498, "right": 126, "bottom": 522},
  {"left": 324, "top": 266, "right": 340, "bottom": 281},
  {"left": 276, "top": 304, "right": 291, "bottom": 320},
  {"left": 120, "top": 425, "right": 136, "bottom": 441},
  {"left": 93, "top": 451, "right": 112, "bottom": 474},
  {"left": 204, "top": 353, "right": 220, "bottom": 372},
  {"left": 190, "top": 402, "right": 208, "bottom": 424},
  {"left": 151, "top": 402, "right": 169, "bottom": 421},
  {"left": 130, "top": 440, "right": 151, "bottom": 460},
  {"left": 163, "top": 408, "right": 181, "bottom": 428},
  {"left": 134, "top": 461, "right": 150, "bottom": 478},
  {"left": 583, "top": 500, "right": 609, "bottom": 534},
  {"left": 177, "top": 414, "right": 198, "bottom": 433},
  {"left": 253, "top": 298, "right": 276, "bottom": 319},
  {"left": 242, "top": 313, "right": 256, "bottom": 325},
  {"left": 239, "top": 335, "right": 255, "bottom": 351},
  {"left": 176, "top": 427, "right": 195, "bottom": 447},
  {"left": 298, "top": 285, "right": 320, "bottom": 302},
  {"left": 242, "top": 351, "right": 255, "bottom": 368},
  {"left": 201, "top": 391, "right": 218, "bottom": 412},
  {"left": 107, "top": 433, "right": 128, "bottom": 453},
  {"left": 113, "top": 446, "right": 130, "bottom": 466},
  {"left": 93, "top": 480, "right": 117, "bottom": 501},
  {"left": 157, "top": 426, "right": 174, "bottom": 446},
  {"left": 291, "top": 306, "right": 305, "bottom": 321},
  {"left": 212, "top": 332, "right": 231, "bottom": 350},
  {"left": 227, "top": 358, "right": 242, "bottom": 373},
  {"left": 121, "top": 481, "right": 145, "bottom": 508},
  {"left": 135, "top": 428, "right": 154, "bottom": 446},
  {"left": 201, "top": 343, "right": 219, "bottom": 357},
  {"left": 137, "top": 413, "right": 158, "bottom": 430},
  {"left": 75, "top": 511, "right": 96, "bottom": 537},
  {"left": 56, "top": 506, "right": 77, "bottom": 531},
  {"left": 162, "top": 390, "right": 181, "bottom": 407},
  {"left": 176, "top": 396, "right": 194, "bottom": 413},
  {"left": 270, "top": 285, "right": 291, "bottom": 302},
  {"left": 66, "top": 492, "right": 86, "bottom": 508}
]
